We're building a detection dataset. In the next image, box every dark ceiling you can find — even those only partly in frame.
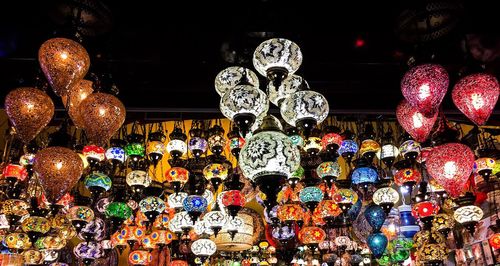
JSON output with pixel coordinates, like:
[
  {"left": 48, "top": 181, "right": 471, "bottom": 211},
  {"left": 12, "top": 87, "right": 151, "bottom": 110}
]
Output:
[{"left": 1, "top": 0, "right": 499, "bottom": 122}]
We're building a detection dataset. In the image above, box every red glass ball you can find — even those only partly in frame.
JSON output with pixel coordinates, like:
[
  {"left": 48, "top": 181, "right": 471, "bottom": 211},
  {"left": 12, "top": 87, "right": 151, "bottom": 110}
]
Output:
[
  {"left": 426, "top": 143, "right": 475, "bottom": 198},
  {"left": 401, "top": 64, "right": 449, "bottom": 117},
  {"left": 396, "top": 100, "right": 437, "bottom": 142},
  {"left": 452, "top": 73, "right": 499, "bottom": 125},
  {"left": 489, "top": 233, "right": 500, "bottom": 250}
]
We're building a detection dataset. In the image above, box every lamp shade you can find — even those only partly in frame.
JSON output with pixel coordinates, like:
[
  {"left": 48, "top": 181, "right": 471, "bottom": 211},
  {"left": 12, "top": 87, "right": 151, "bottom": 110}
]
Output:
[
  {"left": 364, "top": 205, "right": 387, "bottom": 232},
  {"left": 203, "top": 163, "right": 228, "bottom": 181},
  {"left": 84, "top": 172, "right": 112, "bottom": 192},
  {"left": 299, "top": 186, "right": 324, "bottom": 204},
  {"left": 411, "top": 201, "right": 439, "bottom": 219},
  {"left": 126, "top": 170, "right": 151, "bottom": 187},
  {"left": 191, "top": 239, "right": 217, "bottom": 256},
  {"left": 38, "top": 38, "right": 90, "bottom": 96},
  {"left": 277, "top": 203, "right": 303, "bottom": 223},
  {"left": 5, "top": 87, "right": 54, "bottom": 143},
  {"left": 2, "top": 163, "right": 28, "bottom": 181},
  {"left": 83, "top": 145, "right": 106, "bottom": 162},
  {"left": 338, "top": 140, "right": 358, "bottom": 157},
  {"left": 373, "top": 187, "right": 400, "bottom": 207},
  {"left": 73, "top": 241, "right": 103, "bottom": 260},
  {"left": 401, "top": 64, "right": 448, "bottom": 116},
  {"left": 214, "top": 66, "right": 259, "bottom": 97},
  {"left": 33, "top": 147, "right": 83, "bottom": 203},
  {"left": 67, "top": 206, "right": 94, "bottom": 222},
  {"left": 280, "top": 90, "right": 329, "bottom": 127},
  {"left": 220, "top": 85, "right": 269, "bottom": 121},
  {"left": 239, "top": 129, "right": 300, "bottom": 182},
  {"left": 78, "top": 92, "right": 126, "bottom": 146},
  {"left": 5, "top": 232, "right": 31, "bottom": 249},
  {"left": 367, "top": 232, "right": 388, "bottom": 259},
  {"left": 139, "top": 197, "right": 166, "bottom": 214},
  {"left": 396, "top": 100, "right": 438, "bottom": 142},
  {"left": 452, "top": 73, "right": 499, "bottom": 125},
  {"left": 432, "top": 213, "right": 454, "bottom": 234},
  {"left": 105, "top": 146, "right": 126, "bottom": 163},
  {"left": 61, "top": 79, "right": 93, "bottom": 128},
  {"left": 453, "top": 205, "right": 483, "bottom": 224},
  {"left": 253, "top": 38, "right": 302, "bottom": 77},
  {"left": 352, "top": 167, "right": 378, "bottom": 185},
  {"left": 394, "top": 168, "right": 422, "bottom": 187},
  {"left": 426, "top": 143, "right": 475, "bottom": 197},
  {"left": 183, "top": 195, "right": 208, "bottom": 213},
  {"left": 168, "top": 192, "right": 188, "bottom": 209},
  {"left": 222, "top": 190, "right": 245, "bottom": 207},
  {"left": 316, "top": 161, "right": 341, "bottom": 179},
  {"left": 268, "top": 74, "right": 305, "bottom": 107},
  {"left": 21, "top": 216, "right": 51, "bottom": 234},
  {"left": 298, "top": 226, "right": 326, "bottom": 245}
]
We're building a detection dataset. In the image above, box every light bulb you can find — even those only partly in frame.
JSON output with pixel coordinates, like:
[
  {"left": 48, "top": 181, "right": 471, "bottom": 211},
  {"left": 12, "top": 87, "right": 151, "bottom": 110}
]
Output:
[
  {"left": 418, "top": 83, "right": 431, "bottom": 99},
  {"left": 443, "top": 161, "right": 457, "bottom": 179}
]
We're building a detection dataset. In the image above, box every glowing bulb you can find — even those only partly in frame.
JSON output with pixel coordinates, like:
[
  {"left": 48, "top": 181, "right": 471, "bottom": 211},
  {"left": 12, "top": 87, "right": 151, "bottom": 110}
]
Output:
[
  {"left": 387, "top": 223, "right": 396, "bottom": 234},
  {"left": 80, "top": 93, "right": 88, "bottom": 101},
  {"left": 60, "top": 52, "right": 68, "bottom": 60},
  {"left": 470, "top": 93, "right": 485, "bottom": 110},
  {"left": 26, "top": 102, "right": 34, "bottom": 110},
  {"left": 98, "top": 108, "right": 106, "bottom": 116},
  {"left": 412, "top": 112, "right": 423, "bottom": 129},
  {"left": 55, "top": 161, "right": 63, "bottom": 170},
  {"left": 443, "top": 161, "right": 457, "bottom": 179},
  {"left": 418, "top": 83, "right": 431, "bottom": 99}
]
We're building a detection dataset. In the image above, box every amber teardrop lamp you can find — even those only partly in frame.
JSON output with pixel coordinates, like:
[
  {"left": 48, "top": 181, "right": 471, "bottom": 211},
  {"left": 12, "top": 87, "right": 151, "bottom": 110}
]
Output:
[
  {"left": 5, "top": 87, "right": 54, "bottom": 143},
  {"left": 61, "top": 79, "right": 93, "bottom": 129},
  {"left": 38, "top": 38, "right": 90, "bottom": 96},
  {"left": 78, "top": 92, "right": 126, "bottom": 146},
  {"left": 33, "top": 147, "right": 83, "bottom": 203}
]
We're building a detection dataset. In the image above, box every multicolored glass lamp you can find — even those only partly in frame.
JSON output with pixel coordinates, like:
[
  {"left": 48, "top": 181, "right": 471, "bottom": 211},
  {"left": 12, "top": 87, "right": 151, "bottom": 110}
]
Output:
[{"left": 147, "top": 130, "right": 166, "bottom": 167}]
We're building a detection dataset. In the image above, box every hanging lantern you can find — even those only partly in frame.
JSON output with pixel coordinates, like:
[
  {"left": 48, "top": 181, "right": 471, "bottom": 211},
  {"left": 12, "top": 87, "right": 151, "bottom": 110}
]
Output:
[
  {"left": 38, "top": 38, "right": 90, "bottom": 96},
  {"left": 287, "top": 127, "right": 304, "bottom": 148},
  {"left": 399, "top": 139, "right": 421, "bottom": 161},
  {"left": 214, "top": 66, "right": 260, "bottom": 97},
  {"left": 165, "top": 167, "right": 189, "bottom": 193},
  {"left": 139, "top": 196, "right": 166, "bottom": 222},
  {"left": 373, "top": 187, "right": 400, "bottom": 215},
  {"left": 426, "top": 143, "right": 475, "bottom": 198},
  {"left": 474, "top": 157, "right": 496, "bottom": 182},
  {"left": 280, "top": 90, "right": 329, "bottom": 137},
  {"left": 207, "top": 125, "right": 227, "bottom": 155},
  {"left": 298, "top": 226, "right": 326, "bottom": 248},
  {"left": 268, "top": 74, "right": 305, "bottom": 107},
  {"left": 277, "top": 203, "right": 303, "bottom": 225},
  {"left": 364, "top": 205, "right": 387, "bottom": 232},
  {"left": 398, "top": 205, "right": 420, "bottom": 238},
  {"left": 400, "top": 64, "right": 449, "bottom": 116},
  {"left": 191, "top": 239, "right": 217, "bottom": 262},
  {"left": 359, "top": 139, "right": 381, "bottom": 163},
  {"left": 147, "top": 131, "right": 166, "bottom": 167},
  {"left": 167, "top": 127, "right": 188, "bottom": 159},
  {"left": 125, "top": 134, "right": 146, "bottom": 164},
  {"left": 316, "top": 161, "right": 341, "bottom": 188},
  {"left": 452, "top": 73, "right": 499, "bottom": 125},
  {"left": 227, "top": 127, "right": 245, "bottom": 158},
  {"left": 21, "top": 216, "right": 51, "bottom": 243},
  {"left": 417, "top": 242, "right": 447, "bottom": 265},
  {"left": 338, "top": 139, "right": 358, "bottom": 163},
  {"left": 412, "top": 201, "right": 439, "bottom": 228},
  {"left": 183, "top": 195, "right": 208, "bottom": 223},
  {"left": 22, "top": 249, "right": 44, "bottom": 265},
  {"left": 351, "top": 166, "right": 378, "bottom": 190},
  {"left": 317, "top": 199, "right": 342, "bottom": 226},
  {"left": 105, "top": 202, "right": 133, "bottom": 231},
  {"left": 367, "top": 232, "right": 388, "bottom": 259},
  {"left": 394, "top": 168, "right": 422, "bottom": 191},
  {"left": 454, "top": 205, "right": 483, "bottom": 235},
  {"left": 299, "top": 186, "right": 324, "bottom": 212},
  {"left": 128, "top": 250, "right": 152, "bottom": 265},
  {"left": 2, "top": 163, "right": 28, "bottom": 185},
  {"left": 126, "top": 169, "right": 151, "bottom": 195},
  {"left": 78, "top": 92, "right": 126, "bottom": 146},
  {"left": 377, "top": 144, "right": 399, "bottom": 168},
  {"left": 61, "top": 79, "right": 93, "bottom": 128},
  {"left": 288, "top": 166, "right": 305, "bottom": 188},
  {"left": 221, "top": 190, "right": 245, "bottom": 218},
  {"left": 73, "top": 241, "right": 103, "bottom": 265},
  {"left": 84, "top": 172, "right": 112, "bottom": 197},
  {"left": 220, "top": 84, "right": 269, "bottom": 136},
  {"left": 105, "top": 139, "right": 127, "bottom": 166},
  {"left": 5, "top": 232, "right": 32, "bottom": 250},
  {"left": 82, "top": 145, "right": 106, "bottom": 168},
  {"left": 203, "top": 210, "right": 228, "bottom": 237},
  {"left": 396, "top": 100, "right": 438, "bottom": 142},
  {"left": 203, "top": 163, "right": 228, "bottom": 191},
  {"left": 303, "top": 136, "right": 323, "bottom": 155},
  {"left": 489, "top": 233, "right": 500, "bottom": 250},
  {"left": 321, "top": 129, "right": 343, "bottom": 157},
  {"left": 332, "top": 188, "right": 358, "bottom": 213},
  {"left": 239, "top": 115, "right": 300, "bottom": 208},
  {"left": 67, "top": 205, "right": 94, "bottom": 235},
  {"left": 5, "top": 87, "right": 55, "bottom": 143},
  {"left": 33, "top": 147, "right": 83, "bottom": 204},
  {"left": 253, "top": 38, "right": 303, "bottom": 87},
  {"left": 432, "top": 213, "right": 454, "bottom": 236}
]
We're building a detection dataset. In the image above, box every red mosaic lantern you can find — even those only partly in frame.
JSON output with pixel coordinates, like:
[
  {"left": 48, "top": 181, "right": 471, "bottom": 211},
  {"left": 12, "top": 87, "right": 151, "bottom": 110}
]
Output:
[
  {"left": 401, "top": 64, "right": 449, "bottom": 116},
  {"left": 489, "top": 233, "right": 500, "bottom": 250},
  {"left": 222, "top": 190, "right": 245, "bottom": 218},
  {"left": 426, "top": 143, "right": 475, "bottom": 198},
  {"left": 452, "top": 73, "right": 499, "bottom": 126},
  {"left": 412, "top": 201, "right": 440, "bottom": 219},
  {"left": 394, "top": 168, "right": 422, "bottom": 187},
  {"left": 298, "top": 226, "right": 326, "bottom": 246},
  {"left": 321, "top": 133, "right": 343, "bottom": 150},
  {"left": 2, "top": 164, "right": 28, "bottom": 182},
  {"left": 396, "top": 100, "right": 438, "bottom": 142},
  {"left": 277, "top": 203, "right": 303, "bottom": 224},
  {"left": 164, "top": 167, "right": 189, "bottom": 193}
]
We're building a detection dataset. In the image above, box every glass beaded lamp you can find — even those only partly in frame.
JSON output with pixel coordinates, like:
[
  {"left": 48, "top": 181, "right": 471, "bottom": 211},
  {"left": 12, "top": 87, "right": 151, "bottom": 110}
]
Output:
[
  {"left": 203, "top": 210, "right": 228, "bottom": 237},
  {"left": 377, "top": 144, "right": 399, "bottom": 168},
  {"left": 166, "top": 127, "right": 187, "bottom": 159},
  {"left": 105, "top": 202, "right": 133, "bottom": 224},
  {"left": 239, "top": 115, "right": 301, "bottom": 209},
  {"left": 453, "top": 205, "right": 483, "bottom": 234},
  {"left": 303, "top": 136, "right": 323, "bottom": 156},
  {"left": 272, "top": 225, "right": 295, "bottom": 242},
  {"left": 401, "top": 64, "right": 449, "bottom": 117},
  {"left": 359, "top": 139, "right": 381, "bottom": 163},
  {"left": 489, "top": 233, "right": 500, "bottom": 250},
  {"left": 277, "top": 203, "right": 303, "bottom": 225},
  {"left": 394, "top": 168, "right": 422, "bottom": 194},
  {"left": 183, "top": 195, "right": 208, "bottom": 223},
  {"left": 316, "top": 161, "right": 341, "bottom": 188},
  {"left": 253, "top": 38, "right": 303, "bottom": 88},
  {"left": 373, "top": 187, "right": 400, "bottom": 215},
  {"left": 398, "top": 140, "right": 421, "bottom": 161},
  {"left": 73, "top": 241, "right": 103, "bottom": 265},
  {"left": 126, "top": 170, "right": 151, "bottom": 194},
  {"left": 128, "top": 250, "right": 152, "bottom": 265},
  {"left": 105, "top": 143, "right": 126, "bottom": 166},
  {"left": 84, "top": 172, "right": 112, "bottom": 197},
  {"left": 139, "top": 196, "right": 166, "bottom": 222},
  {"left": 332, "top": 188, "right": 359, "bottom": 213},
  {"left": 317, "top": 199, "right": 342, "bottom": 226},
  {"left": 396, "top": 100, "right": 438, "bottom": 143},
  {"left": 82, "top": 145, "right": 106, "bottom": 168},
  {"left": 221, "top": 190, "right": 245, "bottom": 218},
  {"left": 21, "top": 216, "right": 51, "bottom": 243},
  {"left": 214, "top": 66, "right": 260, "bottom": 97},
  {"left": 298, "top": 226, "right": 326, "bottom": 249},
  {"left": 338, "top": 139, "right": 359, "bottom": 163},
  {"left": 417, "top": 242, "right": 447, "bottom": 265},
  {"left": 22, "top": 249, "right": 44, "bottom": 265},
  {"left": 165, "top": 167, "right": 189, "bottom": 193},
  {"left": 191, "top": 238, "right": 217, "bottom": 262},
  {"left": 321, "top": 130, "right": 343, "bottom": 157},
  {"left": 67, "top": 206, "right": 94, "bottom": 233},
  {"left": 124, "top": 134, "right": 146, "bottom": 164},
  {"left": 188, "top": 137, "right": 207, "bottom": 158},
  {"left": 412, "top": 201, "right": 440, "bottom": 228},
  {"left": 147, "top": 130, "right": 166, "bottom": 167},
  {"left": 5, "top": 232, "right": 32, "bottom": 250},
  {"left": 207, "top": 125, "right": 227, "bottom": 155},
  {"left": 220, "top": 84, "right": 269, "bottom": 136},
  {"left": 299, "top": 186, "right": 324, "bottom": 212},
  {"left": 203, "top": 163, "right": 228, "bottom": 191},
  {"left": 268, "top": 74, "right": 305, "bottom": 107},
  {"left": 452, "top": 73, "right": 499, "bottom": 125},
  {"left": 431, "top": 213, "right": 454, "bottom": 236},
  {"left": 2, "top": 163, "right": 28, "bottom": 184},
  {"left": 280, "top": 90, "right": 329, "bottom": 137},
  {"left": 227, "top": 127, "right": 245, "bottom": 158},
  {"left": 168, "top": 192, "right": 188, "bottom": 210},
  {"left": 351, "top": 166, "right": 378, "bottom": 190},
  {"left": 287, "top": 127, "right": 304, "bottom": 148},
  {"left": 367, "top": 232, "right": 388, "bottom": 259}
]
